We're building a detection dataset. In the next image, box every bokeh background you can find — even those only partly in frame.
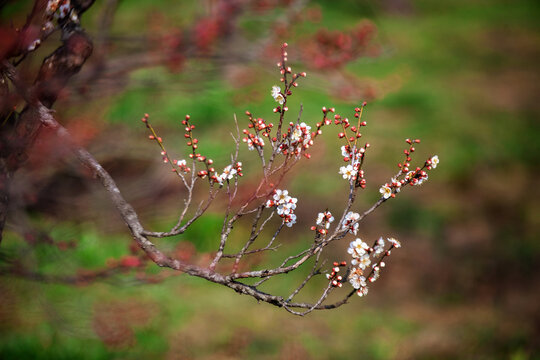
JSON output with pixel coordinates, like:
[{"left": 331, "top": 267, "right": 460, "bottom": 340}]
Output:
[{"left": 1, "top": 0, "right": 539, "bottom": 359}]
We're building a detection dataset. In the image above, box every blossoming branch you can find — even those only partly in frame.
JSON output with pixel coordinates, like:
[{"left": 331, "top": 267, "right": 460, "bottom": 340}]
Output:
[{"left": 135, "top": 43, "right": 439, "bottom": 312}]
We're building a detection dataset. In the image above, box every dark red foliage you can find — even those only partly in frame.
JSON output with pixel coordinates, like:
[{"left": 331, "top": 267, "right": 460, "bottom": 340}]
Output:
[{"left": 301, "top": 22, "right": 378, "bottom": 69}]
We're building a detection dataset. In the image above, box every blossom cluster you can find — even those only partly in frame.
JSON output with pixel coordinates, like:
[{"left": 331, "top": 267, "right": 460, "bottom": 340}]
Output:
[
  {"left": 341, "top": 211, "right": 360, "bottom": 235},
  {"left": 347, "top": 237, "right": 401, "bottom": 297},
  {"left": 242, "top": 112, "right": 273, "bottom": 151},
  {"left": 378, "top": 137, "right": 440, "bottom": 200},
  {"left": 265, "top": 189, "right": 298, "bottom": 227},
  {"left": 326, "top": 261, "right": 347, "bottom": 287},
  {"left": 278, "top": 122, "right": 314, "bottom": 158}
]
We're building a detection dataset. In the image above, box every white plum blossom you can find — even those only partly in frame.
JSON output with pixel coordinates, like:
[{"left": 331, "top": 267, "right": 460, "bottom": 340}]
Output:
[
  {"left": 339, "top": 165, "right": 355, "bottom": 180},
  {"left": 430, "top": 155, "right": 439, "bottom": 169},
  {"left": 348, "top": 238, "right": 369, "bottom": 258},
  {"left": 271, "top": 85, "right": 285, "bottom": 104},
  {"left": 273, "top": 189, "right": 289, "bottom": 203},
  {"left": 357, "top": 286, "right": 369, "bottom": 297},
  {"left": 316, "top": 211, "right": 334, "bottom": 229},
  {"left": 354, "top": 255, "right": 371, "bottom": 270},
  {"left": 214, "top": 165, "right": 237, "bottom": 185},
  {"left": 285, "top": 213, "right": 297, "bottom": 227},
  {"left": 388, "top": 237, "right": 401, "bottom": 248},
  {"left": 277, "top": 202, "right": 294, "bottom": 216},
  {"left": 373, "top": 237, "right": 385, "bottom": 255},
  {"left": 348, "top": 268, "right": 366, "bottom": 290},
  {"left": 267, "top": 189, "right": 298, "bottom": 227},
  {"left": 349, "top": 268, "right": 369, "bottom": 296},
  {"left": 348, "top": 239, "right": 371, "bottom": 269},
  {"left": 380, "top": 184, "right": 392, "bottom": 199},
  {"left": 221, "top": 165, "right": 237, "bottom": 180},
  {"left": 342, "top": 211, "right": 360, "bottom": 234}
]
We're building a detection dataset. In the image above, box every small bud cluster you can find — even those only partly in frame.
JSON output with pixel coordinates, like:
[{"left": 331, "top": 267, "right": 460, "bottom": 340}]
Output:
[
  {"left": 271, "top": 43, "right": 306, "bottom": 112},
  {"left": 379, "top": 139, "right": 440, "bottom": 200},
  {"left": 265, "top": 189, "right": 297, "bottom": 227},
  {"left": 143, "top": 114, "right": 242, "bottom": 186},
  {"left": 311, "top": 211, "right": 334, "bottom": 235},
  {"left": 143, "top": 113, "right": 191, "bottom": 175},
  {"left": 271, "top": 43, "right": 306, "bottom": 114},
  {"left": 347, "top": 237, "right": 401, "bottom": 297},
  {"left": 242, "top": 111, "right": 273, "bottom": 151},
  {"left": 326, "top": 261, "right": 347, "bottom": 287},
  {"left": 181, "top": 115, "right": 219, "bottom": 183},
  {"left": 275, "top": 43, "right": 307, "bottom": 90},
  {"left": 341, "top": 211, "right": 360, "bottom": 235},
  {"left": 334, "top": 103, "right": 369, "bottom": 188}
]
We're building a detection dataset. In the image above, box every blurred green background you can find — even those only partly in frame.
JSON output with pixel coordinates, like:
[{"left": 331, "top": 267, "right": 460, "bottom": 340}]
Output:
[{"left": 1, "top": 0, "right": 539, "bottom": 359}]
